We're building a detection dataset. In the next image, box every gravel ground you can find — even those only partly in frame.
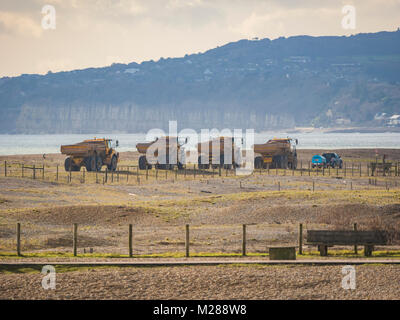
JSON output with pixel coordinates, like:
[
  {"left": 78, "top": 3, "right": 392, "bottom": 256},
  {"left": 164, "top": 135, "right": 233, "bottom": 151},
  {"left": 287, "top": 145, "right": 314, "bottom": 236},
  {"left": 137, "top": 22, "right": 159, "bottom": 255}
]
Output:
[{"left": 1, "top": 265, "right": 400, "bottom": 300}]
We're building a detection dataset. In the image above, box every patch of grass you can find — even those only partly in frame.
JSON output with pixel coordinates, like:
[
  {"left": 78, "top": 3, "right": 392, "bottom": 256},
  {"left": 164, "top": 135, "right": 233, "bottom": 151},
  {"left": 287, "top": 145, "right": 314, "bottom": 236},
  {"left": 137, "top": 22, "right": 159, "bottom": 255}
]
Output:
[
  {"left": 300, "top": 249, "right": 400, "bottom": 258},
  {"left": 0, "top": 264, "right": 153, "bottom": 274},
  {"left": 0, "top": 251, "right": 268, "bottom": 259}
]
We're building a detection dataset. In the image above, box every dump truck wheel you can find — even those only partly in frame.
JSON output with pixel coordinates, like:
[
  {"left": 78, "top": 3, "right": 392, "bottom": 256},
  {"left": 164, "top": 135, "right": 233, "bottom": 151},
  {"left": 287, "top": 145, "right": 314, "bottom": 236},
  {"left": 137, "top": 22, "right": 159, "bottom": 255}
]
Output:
[
  {"left": 254, "top": 156, "right": 263, "bottom": 169},
  {"left": 96, "top": 156, "right": 103, "bottom": 171},
  {"left": 110, "top": 155, "right": 117, "bottom": 171},
  {"left": 282, "top": 155, "right": 288, "bottom": 169},
  {"left": 85, "top": 156, "right": 95, "bottom": 172},
  {"left": 219, "top": 155, "right": 225, "bottom": 168},
  {"left": 64, "top": 157, "right": 72, "bottom": 172},
  {"left": 198, "top": 156, "right": 207, "bottom": 169},
  {"left": 90, "top": 156, "right": 96, "bottom": 171},
  {"left": 138, "top": 156, "right": 147, "bottom": 170}
]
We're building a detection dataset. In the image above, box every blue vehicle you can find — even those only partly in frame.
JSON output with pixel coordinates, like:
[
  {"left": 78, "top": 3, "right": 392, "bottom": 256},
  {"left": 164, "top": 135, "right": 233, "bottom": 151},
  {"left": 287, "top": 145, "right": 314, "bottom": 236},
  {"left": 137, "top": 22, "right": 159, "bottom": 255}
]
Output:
[{"left": 311, "top": 155, "right": 327, "bottom": 168}]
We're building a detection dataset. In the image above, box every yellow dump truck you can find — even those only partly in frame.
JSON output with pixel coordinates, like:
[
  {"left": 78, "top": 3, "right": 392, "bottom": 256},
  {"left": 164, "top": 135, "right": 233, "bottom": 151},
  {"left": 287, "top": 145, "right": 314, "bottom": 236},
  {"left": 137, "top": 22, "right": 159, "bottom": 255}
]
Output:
[
  {"left": 136, "top": 136, "right": 185, "bottom": 170},
  {"left": 61, "top": 138, "right": 119, "bottom": 172},
  {"left": 197, "top": 137, "right": 241, "bottom": 169},
  {"left": 253, "top": 138, "right": 298, "bottom": 169}
]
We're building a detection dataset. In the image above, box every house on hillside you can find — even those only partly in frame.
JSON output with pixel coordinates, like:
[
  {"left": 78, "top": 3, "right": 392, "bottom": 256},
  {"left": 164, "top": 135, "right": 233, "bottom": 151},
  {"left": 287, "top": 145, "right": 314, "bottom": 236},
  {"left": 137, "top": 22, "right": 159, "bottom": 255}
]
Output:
[{"left": 388, "top": 115, "right": 400, "bottom": 126}]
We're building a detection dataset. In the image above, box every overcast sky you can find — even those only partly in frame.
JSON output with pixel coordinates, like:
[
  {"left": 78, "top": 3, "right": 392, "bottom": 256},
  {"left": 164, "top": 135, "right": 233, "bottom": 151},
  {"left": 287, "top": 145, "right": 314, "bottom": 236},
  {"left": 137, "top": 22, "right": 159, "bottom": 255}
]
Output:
[{"left": 1, "top": 0, "right": 399, "bottom": 77}]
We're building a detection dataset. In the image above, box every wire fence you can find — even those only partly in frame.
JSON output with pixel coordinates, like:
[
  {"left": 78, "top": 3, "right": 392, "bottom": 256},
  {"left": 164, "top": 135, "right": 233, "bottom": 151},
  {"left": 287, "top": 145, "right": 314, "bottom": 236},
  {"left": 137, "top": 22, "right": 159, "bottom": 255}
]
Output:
[
  {"left": 2, "top": 222, "right": 398, "bottom": 258},
  {"left": 1, "top": 160, "right": 399, "bottom": 187}
]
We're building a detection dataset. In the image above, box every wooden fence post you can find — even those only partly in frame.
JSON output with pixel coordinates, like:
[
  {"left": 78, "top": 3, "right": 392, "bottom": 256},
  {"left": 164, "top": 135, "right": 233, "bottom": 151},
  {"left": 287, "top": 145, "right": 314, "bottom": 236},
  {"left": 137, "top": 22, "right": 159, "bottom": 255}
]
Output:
[
  {"left": 17, "top": 223, "right": 21, "bottom": 256},
  {"left": 56, "top": 165, "right": 59, "bottom": 181},
  {"left": 278, "top": 181, "right": 280, "bottom": 191},
  {"left": 354, "top": 223, "right": 358, "bottom": 254},
  {"left": 129, "top": 224, "right": 133, "bottom": 258},
  {"left": 4, "top": 161, "right": 6, "bottom": 177},
  {"left": 312, "top": 180, "right": 315, "bottom": 192},
  {"left": 242, "top": 224, "right": 246, "bottom": 256},
  {"left": 299, "top": 223, "right": 303, "bottom": 255},
  {"left": 33, "top": 164, "right": 36, "bottom": 180},
  {"left": 351, "top": 162, "right": 354, "bottom": 176},
  {"left": 42, "top": 165, "right": 45, "bottom": 180},
  {"left": 73, "top": 223, "right": 78, "bottom": 256},
  {"left": 185, "top": 224, "right": 190, "bottom": 258},
  {"left": 21, "top": 164, "right": 24, "bottom": 178}
]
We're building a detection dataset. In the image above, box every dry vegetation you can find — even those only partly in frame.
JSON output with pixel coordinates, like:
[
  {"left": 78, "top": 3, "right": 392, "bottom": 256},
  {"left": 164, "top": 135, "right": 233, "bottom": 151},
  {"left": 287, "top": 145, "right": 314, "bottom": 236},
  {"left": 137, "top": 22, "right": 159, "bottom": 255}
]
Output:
[
  {"left": 0, "top": 149, "right": 400, "bottom": 300},
  {"left": 0, "top": 149, "right": 399, "bottom": 256}
]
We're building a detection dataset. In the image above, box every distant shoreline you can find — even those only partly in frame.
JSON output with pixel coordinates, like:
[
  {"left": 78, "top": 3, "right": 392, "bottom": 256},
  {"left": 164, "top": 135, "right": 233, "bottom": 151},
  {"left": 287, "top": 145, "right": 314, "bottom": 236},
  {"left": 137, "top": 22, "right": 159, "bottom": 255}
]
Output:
[{"left": 286, "top": 127, "right": 400, "bottom": 134}]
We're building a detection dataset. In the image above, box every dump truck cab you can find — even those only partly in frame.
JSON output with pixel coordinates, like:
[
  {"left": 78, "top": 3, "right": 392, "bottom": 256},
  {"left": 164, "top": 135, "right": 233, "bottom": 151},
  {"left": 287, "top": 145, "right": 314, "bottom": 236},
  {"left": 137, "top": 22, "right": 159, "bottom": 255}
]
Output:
[{"left": 61, "top": 138, "right": 119, "bottom": 172}]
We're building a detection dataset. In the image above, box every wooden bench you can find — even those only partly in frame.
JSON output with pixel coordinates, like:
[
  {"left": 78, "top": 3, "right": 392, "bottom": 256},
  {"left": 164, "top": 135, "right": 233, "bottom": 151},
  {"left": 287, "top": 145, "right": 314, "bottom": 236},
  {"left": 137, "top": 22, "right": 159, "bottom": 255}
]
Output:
[{"left": 306, "top": 230, "right": 388, "bottom": 257}]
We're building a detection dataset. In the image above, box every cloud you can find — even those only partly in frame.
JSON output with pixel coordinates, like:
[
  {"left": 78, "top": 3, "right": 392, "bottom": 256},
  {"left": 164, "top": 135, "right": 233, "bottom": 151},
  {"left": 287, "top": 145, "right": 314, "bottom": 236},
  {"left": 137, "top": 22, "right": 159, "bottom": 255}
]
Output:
[
  {"left": 0, "top": 11, "right": 42, "bottom": 37},
  {"left": 1, "top": 0, "right": 400, "bottom": 77}
]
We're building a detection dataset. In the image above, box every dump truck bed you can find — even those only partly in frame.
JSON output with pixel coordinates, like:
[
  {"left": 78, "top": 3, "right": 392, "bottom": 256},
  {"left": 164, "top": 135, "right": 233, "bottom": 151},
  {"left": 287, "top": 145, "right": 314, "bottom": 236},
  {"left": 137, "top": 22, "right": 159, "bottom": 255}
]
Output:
[
  {"left": 136, "top": 137, "right": 179, "bottom": 155},
  {"left": 60, "top": 140, "right": 106, "bottom": 157},
  {"left": 197, "top": 137, "right": 234, "bottom": 154},
  {"left": 253, "top": 139, "right": 291, "bottom": 156}
]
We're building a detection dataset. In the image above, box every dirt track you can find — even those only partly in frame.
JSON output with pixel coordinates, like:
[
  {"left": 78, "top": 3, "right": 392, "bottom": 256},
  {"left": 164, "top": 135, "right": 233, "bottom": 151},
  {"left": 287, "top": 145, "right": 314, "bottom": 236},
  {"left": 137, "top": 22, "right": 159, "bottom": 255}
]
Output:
[{"left": 1, "top": 265, "right": 400, "bottom": 300}]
